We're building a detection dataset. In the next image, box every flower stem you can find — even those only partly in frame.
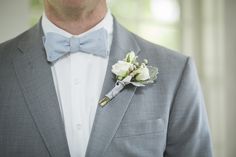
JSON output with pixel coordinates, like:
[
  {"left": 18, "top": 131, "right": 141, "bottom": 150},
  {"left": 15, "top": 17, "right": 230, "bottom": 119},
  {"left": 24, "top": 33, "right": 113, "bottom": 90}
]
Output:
[{"left": 98, "top": 75, "right": 133, "bottom": 107}]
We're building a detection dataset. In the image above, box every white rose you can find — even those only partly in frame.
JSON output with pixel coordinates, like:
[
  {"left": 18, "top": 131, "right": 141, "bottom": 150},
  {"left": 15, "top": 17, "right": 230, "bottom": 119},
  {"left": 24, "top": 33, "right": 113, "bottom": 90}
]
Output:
[
  {"left": 135, "top": 66, "right": 150, "bottom": 81},
  {"left": 124, "top": 51, "right": 136, "bottom": 63},
  {"left": 112, "top": 61, "right": 133, "bottom": 77}
]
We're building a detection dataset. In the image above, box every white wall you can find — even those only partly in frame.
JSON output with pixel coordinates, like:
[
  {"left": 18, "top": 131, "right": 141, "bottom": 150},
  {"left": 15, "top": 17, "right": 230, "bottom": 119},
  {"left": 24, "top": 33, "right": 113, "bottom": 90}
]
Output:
[{"left": 0, "top": 0, "right": 30, "bottom": 43}]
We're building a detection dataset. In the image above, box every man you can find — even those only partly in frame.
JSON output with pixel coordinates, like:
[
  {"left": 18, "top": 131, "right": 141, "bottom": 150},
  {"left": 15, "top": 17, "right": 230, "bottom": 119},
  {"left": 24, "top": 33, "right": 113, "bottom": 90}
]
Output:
[{"left": 0, "top": 0, "right": 213, "bottom": 157}]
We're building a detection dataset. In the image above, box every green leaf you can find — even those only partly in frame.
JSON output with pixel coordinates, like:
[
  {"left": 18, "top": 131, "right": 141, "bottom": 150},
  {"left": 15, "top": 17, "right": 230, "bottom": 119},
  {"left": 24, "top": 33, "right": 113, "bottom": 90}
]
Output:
[{"left": 140, "top": 66, "right": 159, "bottom": 84}]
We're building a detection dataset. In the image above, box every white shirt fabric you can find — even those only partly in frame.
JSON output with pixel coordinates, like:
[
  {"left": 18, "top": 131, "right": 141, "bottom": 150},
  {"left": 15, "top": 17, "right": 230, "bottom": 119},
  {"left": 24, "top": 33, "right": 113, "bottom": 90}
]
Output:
[{"left": 41, "top": 12, "right": 113, "bottom": 157}]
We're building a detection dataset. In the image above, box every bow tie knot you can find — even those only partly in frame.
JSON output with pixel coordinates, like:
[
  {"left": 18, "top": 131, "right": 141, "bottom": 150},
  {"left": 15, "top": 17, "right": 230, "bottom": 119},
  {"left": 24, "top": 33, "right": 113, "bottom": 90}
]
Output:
[
  {"left": 43, "top": 28, "right": 109, "bottom": 62},
  {"left": 69, "top": 37, "right": 82, "bottom": 53}
]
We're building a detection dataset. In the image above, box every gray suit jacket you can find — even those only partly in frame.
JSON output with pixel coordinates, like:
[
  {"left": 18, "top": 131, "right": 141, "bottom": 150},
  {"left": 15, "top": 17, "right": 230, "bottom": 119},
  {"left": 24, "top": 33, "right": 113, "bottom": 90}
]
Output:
[{"left": 0, "top": 18, "right": 213, "bottom": 157}]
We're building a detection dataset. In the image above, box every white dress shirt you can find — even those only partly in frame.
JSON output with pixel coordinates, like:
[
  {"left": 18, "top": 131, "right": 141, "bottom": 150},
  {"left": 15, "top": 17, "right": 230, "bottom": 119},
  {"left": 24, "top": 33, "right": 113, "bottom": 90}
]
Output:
[{"left": 41, "top": 12, "right": 113, "bottom": 157}]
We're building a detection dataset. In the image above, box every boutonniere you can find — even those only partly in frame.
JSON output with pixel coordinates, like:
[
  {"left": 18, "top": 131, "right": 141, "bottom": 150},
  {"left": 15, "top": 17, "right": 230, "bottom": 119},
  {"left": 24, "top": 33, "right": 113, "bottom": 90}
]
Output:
[{"left": 99, "top": 51, "right": 159, "bottom": 107}]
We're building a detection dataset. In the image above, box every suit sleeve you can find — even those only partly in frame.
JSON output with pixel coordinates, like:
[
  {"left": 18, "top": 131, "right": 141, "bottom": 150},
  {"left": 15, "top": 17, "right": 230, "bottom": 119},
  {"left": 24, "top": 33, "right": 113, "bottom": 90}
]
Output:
[{"left": 164, "top": 57, "right": 213, "bottom": 157}]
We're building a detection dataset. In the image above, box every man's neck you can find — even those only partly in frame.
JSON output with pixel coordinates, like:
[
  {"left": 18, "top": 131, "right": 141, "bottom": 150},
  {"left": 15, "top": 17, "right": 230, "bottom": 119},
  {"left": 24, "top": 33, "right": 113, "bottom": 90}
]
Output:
[{"left": 44, "top": 1, "right": 107, "bottom": 35}]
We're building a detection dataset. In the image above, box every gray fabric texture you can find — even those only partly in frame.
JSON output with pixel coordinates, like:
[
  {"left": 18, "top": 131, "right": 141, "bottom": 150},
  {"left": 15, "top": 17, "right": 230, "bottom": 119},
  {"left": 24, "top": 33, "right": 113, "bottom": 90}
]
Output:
[{"left": 0, "top": 18, "right": 213, "bottom": 157}]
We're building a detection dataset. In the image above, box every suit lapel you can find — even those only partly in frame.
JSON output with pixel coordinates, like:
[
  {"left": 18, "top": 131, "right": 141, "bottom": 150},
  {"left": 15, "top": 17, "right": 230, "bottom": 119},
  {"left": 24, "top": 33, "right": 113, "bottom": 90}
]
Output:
[
  {"left": 85, "top": 19, "right": 141, "bottom": 157},
  {"left": 12, "top": 17, "right": 141, "bottom": 157},
  {"left": 13, "top": 22, "right": 70, "bottom": 157}
]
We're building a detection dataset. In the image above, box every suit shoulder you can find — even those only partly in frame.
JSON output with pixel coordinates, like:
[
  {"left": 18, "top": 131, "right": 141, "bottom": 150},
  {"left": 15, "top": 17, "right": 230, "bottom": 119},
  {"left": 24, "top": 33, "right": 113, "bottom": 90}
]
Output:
[
  {"left": 131, "top": 33, "right": 188, "bottom": 70},
  {"left": 129, "top": 32, "right": 191, "bottom": 93},
  {"left": 0, "top": 38, "right": 15, "bottom": 62},
  {"left": 0, "top": 28, "right": 31, "bottom": 50},
  {"left": 0, "top": 27, "right": 34, "bottom": 59}
]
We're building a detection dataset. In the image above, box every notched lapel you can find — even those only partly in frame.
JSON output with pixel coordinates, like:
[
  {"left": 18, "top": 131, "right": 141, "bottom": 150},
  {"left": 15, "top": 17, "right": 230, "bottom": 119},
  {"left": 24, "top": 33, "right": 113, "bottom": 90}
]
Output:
[
  {"left": 12, "top": 18, "right": 142, "bottom": 157},
  {"left": 85, "top": 18, "right": 141, "bottom": 157},
  {"left": 13, "top": 22, "right": 70, "bottom": 157}
]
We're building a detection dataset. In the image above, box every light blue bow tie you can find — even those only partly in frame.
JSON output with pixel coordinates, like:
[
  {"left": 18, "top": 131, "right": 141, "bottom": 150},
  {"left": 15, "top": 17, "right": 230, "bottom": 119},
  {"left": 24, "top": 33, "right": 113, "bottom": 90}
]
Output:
[{"left": 43, "top": 28, "right": 108, "bottom": 62}]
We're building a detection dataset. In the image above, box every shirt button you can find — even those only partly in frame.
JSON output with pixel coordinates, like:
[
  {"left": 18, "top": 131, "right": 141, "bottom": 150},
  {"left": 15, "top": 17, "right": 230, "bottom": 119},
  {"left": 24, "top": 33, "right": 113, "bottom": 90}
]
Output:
[
  {"left": 73, "top": 78, "right": 80, "bottom": 85},
  {"left": 76, "top": 124, "right": 82, "bottom": 130}
]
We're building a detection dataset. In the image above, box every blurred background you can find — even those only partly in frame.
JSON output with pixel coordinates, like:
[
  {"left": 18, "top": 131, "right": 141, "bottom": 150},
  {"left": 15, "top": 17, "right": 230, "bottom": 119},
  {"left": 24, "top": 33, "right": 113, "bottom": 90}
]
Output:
[{"left": 0, "top": 0, "right": 235, "bottom": 156}]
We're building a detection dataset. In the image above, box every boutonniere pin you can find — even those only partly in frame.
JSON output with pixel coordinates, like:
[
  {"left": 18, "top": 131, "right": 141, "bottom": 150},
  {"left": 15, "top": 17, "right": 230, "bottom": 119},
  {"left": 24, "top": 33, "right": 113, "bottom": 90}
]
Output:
[{"left": 99, "top": 51, "right": 159, "bottom": 107}]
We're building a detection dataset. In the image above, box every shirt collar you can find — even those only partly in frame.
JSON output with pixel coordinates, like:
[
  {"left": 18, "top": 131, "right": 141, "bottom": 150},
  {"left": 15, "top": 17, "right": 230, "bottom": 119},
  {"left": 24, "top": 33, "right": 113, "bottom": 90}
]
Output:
[{"left": 41, "top": 11, "right": 113, "bottom": 38}]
